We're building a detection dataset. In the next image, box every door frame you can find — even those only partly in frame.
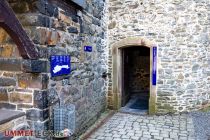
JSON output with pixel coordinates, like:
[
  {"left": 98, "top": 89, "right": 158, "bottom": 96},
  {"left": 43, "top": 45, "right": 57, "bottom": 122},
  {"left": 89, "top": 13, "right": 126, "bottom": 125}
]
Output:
[{"left": 111, "top": 37, "right": 157, "bottom": 115}]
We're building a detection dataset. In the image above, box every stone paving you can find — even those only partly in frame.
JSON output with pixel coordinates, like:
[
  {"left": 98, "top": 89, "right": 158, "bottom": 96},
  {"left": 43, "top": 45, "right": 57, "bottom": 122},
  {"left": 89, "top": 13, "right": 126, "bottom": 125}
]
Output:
[{"left": 87, "top": 113, "right": 195, "bottom": 140}]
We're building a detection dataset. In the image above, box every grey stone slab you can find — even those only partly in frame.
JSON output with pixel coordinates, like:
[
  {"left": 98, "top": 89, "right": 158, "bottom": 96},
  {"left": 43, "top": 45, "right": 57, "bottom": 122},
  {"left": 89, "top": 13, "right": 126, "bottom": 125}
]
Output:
[{"left": 0, "top": 109, "right": 25, "bottom": 125}]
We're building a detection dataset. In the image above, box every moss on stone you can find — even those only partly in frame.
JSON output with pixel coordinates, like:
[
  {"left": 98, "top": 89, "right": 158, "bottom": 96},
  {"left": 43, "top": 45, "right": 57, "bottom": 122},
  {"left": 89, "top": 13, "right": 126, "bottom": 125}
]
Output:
[
  {"left": 149, "top": 102, "right": 156, "bottom": 115},
  {"left": 149, "top": 95, "right": 156, "bottom": 115},
  {"left": 201, "top": 106, "right": 210, "bottom": 112},
  {"left": 158, "top": 104, "right": 176, "bottom": 114},
  {"left": 11, "top": 1, "right": 30, "bottom": 13}
]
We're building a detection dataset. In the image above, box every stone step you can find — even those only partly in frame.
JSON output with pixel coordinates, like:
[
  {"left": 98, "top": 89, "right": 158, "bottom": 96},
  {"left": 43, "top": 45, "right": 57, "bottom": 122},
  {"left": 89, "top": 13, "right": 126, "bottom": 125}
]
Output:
[
  {"left": 0, "top": 109, "right": 27, "bottom": 140},
  {"left": 0, "top": 109, "right": 25, "bottom": 125}
]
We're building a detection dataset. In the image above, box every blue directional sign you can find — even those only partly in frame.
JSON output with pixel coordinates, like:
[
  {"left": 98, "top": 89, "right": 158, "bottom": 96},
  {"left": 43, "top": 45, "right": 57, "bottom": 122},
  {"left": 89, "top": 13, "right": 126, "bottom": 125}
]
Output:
[
  {"left": 152, "top": 47, "right": 157, "bottom": 85},
  {"left": 51, "top": 55, "right": 71, "bottom": 77},
  {"left": 84, "top": 46, "right": 92, "bottom": 52}
]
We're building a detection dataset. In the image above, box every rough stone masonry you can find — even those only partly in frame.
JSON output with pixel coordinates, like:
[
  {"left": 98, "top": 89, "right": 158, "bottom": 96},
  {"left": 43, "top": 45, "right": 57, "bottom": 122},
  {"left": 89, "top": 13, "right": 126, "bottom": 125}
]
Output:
[
  {"left": 108, "top": 0, "right": 210, "bottom": 114},
  {"left": 0, "top": 0, "right": 108, "bottom": 139},
  {"left": 0, "top": 0, "right": 210, "bottom": 139}
]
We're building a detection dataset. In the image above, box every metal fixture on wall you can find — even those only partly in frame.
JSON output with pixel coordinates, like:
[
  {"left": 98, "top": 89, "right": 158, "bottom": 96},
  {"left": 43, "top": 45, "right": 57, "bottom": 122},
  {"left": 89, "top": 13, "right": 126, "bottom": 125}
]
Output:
[{"left": 53, "top": 104, "right": 76, "bottom": 138}]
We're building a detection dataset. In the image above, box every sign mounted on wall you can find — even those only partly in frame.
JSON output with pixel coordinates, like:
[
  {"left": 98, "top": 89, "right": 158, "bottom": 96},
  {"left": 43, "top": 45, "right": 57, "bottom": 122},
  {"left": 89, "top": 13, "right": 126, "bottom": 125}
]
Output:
[
  {"left": 152, "top": 46, "right": 157, "bottom": 85},
  {"left": 84, "top": 46, "right": 92, "bottom": 52},
  {"left": 51, "top": 55, "right": 71, "bottom": 77}
]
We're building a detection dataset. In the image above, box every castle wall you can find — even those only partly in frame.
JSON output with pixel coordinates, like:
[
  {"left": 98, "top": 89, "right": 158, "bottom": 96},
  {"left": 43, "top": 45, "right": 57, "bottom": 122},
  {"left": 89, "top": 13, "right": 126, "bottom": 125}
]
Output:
[
  {"left": 108, "top": 0, "right": 210, "bottom": 114},
  {"left": 0, "top": 0, "right": 108, "bottom": 139}
]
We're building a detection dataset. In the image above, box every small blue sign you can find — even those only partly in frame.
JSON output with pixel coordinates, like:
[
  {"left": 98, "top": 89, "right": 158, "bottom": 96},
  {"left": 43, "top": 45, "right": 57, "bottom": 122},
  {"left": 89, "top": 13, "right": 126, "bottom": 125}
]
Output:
[
  {"left": 152, "top": 47, "right": 157, "bottom": 85},
  {"left": 51, "top": 55, "right": 71, "bottom": 77},
  {"left": 84, "top": 46, "right": 92, "bottom": 52}
]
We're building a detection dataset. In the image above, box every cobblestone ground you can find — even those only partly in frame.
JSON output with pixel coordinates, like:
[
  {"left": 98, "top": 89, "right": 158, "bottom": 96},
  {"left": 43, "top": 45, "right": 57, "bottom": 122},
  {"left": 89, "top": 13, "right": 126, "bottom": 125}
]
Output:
[{"left": 87, "top": 113, "right": 195, "bottom": 140}]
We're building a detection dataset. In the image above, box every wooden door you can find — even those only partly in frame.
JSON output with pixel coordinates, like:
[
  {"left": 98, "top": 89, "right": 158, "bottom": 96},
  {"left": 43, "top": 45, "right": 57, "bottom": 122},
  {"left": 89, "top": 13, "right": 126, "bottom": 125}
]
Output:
[{"left": 121, "top": 49, "right": 130, "bottom": 106}]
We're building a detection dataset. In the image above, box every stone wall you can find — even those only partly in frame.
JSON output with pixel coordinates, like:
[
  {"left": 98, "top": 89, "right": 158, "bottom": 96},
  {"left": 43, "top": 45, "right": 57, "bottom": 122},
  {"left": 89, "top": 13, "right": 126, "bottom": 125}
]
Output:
[
  {"left": 0, "top": 115, "right": 28, "bottom": 139},
  {"left": 0, "top": 0, "right": 107, "bottom": 139},
  {"left": 108, "top": 0, "right": 210, "bottom": 114}
]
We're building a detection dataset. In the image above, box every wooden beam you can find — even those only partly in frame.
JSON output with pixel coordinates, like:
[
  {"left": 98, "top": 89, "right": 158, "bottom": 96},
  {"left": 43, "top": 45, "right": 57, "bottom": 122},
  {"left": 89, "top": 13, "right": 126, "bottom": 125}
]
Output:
[{"left": 0, "top": 0, "right": 39, "bottom": 59}]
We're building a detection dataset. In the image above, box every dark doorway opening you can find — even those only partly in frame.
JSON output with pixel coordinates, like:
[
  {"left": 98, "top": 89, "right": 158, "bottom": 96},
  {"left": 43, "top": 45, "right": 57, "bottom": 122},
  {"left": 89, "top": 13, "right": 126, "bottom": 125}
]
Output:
[{"left": 120, "top": 46, "right": 150, "bottom": 114}]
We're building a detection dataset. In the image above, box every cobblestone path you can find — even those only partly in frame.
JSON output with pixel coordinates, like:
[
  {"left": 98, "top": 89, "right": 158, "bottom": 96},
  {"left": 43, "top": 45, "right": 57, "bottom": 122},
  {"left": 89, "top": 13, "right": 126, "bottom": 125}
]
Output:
[{"left": 87, "top": 113, "right": 195, "bottom": 140}]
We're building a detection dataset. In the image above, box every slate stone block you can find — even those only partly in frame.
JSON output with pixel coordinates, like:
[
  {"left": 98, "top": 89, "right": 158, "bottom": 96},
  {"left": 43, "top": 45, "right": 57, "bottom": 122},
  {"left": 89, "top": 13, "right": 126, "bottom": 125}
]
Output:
[
  {"left": 0, "top": 103, "right": 16, "bottom": 110},
  {"left": 17, "top": 104, "right": 33, "bottom": 110},
  {"left": 68, "top": 27, "right": 78, "bottom": 33},
  {"left": 98, "top": 31, "right": 105, "bottom": 39},
  {"left": 10, "top": 92, "right": 32, "bottom": 104},
  {"left": 81, "top": 24, "right": 94, "bottom": 35},
  {"left": 0, "top": 58, "right": 22, "bottom": 71},
  {"left": 0, "top": 88, "right": 8, "bottom": 102},
  {"left": 17, "top": 73, "right": 49, "bottom": 89},
  {"left": 32, "top": 27, "right": 60, "bottom": 45},
  {"left": 34, "top": 90, "right": 48, "bottom": 109},
  {"left": 16, "top": 137, "right": 28, "bottom": 140},
  {"left": 27, "top": 120, "right": 49, "bottom": 138},
  {"left": 93, "top": 8, "right": 102, "bottom": 19},
  {"left": 0, "top": 28, "right": 8, "bottom": 43},
  {"left": 26, "top": 109, "right": 49, "bottom": 121},
  {"left": 10, "top": 1, "right": 31, "bottom": 13},
  {"left": 37, "top": 15, "right": 51, "bottom": 27},
  {"left": 22, "top": 59, "right": 49, "bottom": 73},
  {"left": 36, "top": 46, "right": 48, "bottom": 59},
  {"left": 0, "top": 132, "right": 12, "bottom": 140},
  {"left": 48, "top": 47, "right": 67, "bottom": 57},
  {"left": 0, "top": 77, "right": 16, "bottom": 87},
  {"left": 92, "top": 18, "right": 101, "bottom": 26},
  {"left": 47, "top": 88, "right": 59, "bottom": 106},
  {"left": 0, "top": 44, "right": 14, "bottom": 57},
  {"left": 36, "top": 0, "right": 58, "bottom": 17}
]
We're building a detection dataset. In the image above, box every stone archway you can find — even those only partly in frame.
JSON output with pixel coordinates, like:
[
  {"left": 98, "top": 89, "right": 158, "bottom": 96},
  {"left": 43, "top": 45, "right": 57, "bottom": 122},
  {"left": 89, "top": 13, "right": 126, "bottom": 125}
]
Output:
[{"left": 112, "top": 37, "right": 157, "bottom": 114}]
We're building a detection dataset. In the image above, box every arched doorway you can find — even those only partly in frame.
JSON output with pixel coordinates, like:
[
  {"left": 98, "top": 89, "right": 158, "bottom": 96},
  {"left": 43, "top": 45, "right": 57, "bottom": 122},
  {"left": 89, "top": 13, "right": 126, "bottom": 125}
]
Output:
[{"left": 111, "top": 37, "right": 157, "bottom": 114}]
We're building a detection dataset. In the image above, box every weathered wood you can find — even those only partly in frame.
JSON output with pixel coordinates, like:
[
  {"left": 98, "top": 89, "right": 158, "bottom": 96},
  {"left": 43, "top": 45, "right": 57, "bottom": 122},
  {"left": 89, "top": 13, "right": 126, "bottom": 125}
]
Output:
[{"left": 0, "top": 0, "right": 39, "bottom": 59}]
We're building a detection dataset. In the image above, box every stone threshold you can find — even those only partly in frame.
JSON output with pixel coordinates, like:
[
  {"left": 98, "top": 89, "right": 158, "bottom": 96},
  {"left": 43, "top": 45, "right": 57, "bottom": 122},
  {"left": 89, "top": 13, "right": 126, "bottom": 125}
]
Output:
[{"left": 0, "top": 109, "right": 25, "bottom": 125}]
